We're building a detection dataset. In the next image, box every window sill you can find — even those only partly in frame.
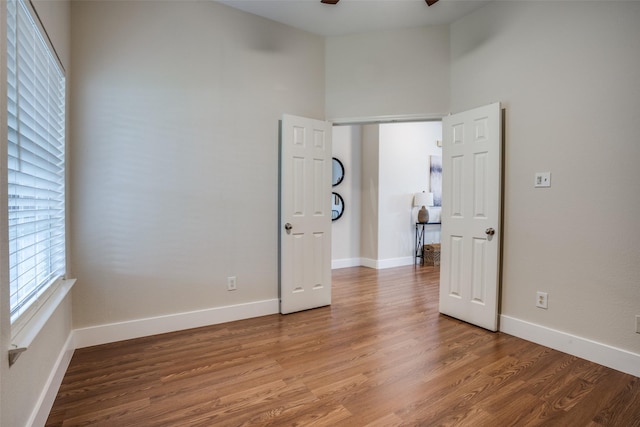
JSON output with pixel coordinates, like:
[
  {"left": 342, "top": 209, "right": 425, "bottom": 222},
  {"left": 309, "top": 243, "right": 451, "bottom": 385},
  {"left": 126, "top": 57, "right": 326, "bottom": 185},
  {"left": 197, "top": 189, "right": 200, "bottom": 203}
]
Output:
[{"left": 9, "top": 278, "right": 76, "bottom": 366}]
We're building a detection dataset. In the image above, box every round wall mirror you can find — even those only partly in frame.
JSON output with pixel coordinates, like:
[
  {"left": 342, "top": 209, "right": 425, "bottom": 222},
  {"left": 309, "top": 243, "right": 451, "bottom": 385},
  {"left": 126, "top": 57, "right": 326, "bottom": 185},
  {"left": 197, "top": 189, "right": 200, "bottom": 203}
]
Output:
[
  {"left": 332, "top": 158, "right": 345, "bottom": 187},
  {"left": 332, "top": 192, "right": 344, "bottom": 221}
]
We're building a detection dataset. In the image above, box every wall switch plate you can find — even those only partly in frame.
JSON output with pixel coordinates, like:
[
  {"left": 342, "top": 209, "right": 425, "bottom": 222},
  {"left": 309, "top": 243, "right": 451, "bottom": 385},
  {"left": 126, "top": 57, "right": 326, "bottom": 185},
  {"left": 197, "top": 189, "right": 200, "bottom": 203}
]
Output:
[
  {"left": 535, "top": 172, "right": 551, "bottom": 188},
  {"left": 536, "top": 291, "right": 548, "bottom": 309},
  {"left": 227, "top": 276, "right": 237, "bottom": 291}
]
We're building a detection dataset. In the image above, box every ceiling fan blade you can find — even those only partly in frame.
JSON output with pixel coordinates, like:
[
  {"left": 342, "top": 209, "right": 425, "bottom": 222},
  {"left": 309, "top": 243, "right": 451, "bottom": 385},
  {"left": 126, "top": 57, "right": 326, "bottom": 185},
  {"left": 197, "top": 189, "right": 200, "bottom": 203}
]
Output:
[
  {"left": 321, "top": 0, "right": 340, "bottom": 4},
  {"left": 425, "top": 0, "right": 439, "bottom": 5}
]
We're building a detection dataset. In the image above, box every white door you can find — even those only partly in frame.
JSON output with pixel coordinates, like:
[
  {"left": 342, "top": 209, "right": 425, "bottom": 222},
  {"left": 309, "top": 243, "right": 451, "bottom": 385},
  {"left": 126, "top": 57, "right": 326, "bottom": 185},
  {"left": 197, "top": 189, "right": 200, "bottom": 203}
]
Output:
[
  {"left": 279, "top": 114, "right": 332, "bottom": 314},
  {"left": 439, "top": 103, "right": 502, "bottom": 331}
]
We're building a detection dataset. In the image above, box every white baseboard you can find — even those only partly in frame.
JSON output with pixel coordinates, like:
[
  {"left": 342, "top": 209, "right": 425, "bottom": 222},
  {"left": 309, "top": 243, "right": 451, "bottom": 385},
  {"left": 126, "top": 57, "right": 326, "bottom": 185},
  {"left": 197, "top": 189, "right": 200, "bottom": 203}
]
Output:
[
  {"left": 332, "top": 258, "right": 362, "bottom": 269},
  {"left": 28, "top": 333, "right": 75, "bottom": 427},
  {"left": 500, "top": 315, "right": 640, "bottom": 378},
  {"left": 359, "top": 257, "right": 415, "bottom": 269},
  {"left": 360, "top": 258, "right": 377, "bottom": 269},
  {"left": 74, "top": 299, "right": 280, "bottom": 349},
  {"left": 377, "top": 256, "right": 414, "bottom": 269}
]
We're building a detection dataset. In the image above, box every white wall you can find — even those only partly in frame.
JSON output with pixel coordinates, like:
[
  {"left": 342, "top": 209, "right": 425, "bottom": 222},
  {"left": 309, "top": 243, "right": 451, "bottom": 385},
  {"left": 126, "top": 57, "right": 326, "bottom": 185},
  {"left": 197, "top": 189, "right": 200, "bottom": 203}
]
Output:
[
  {"left": 70, "top": 1, "right": 325, "bottom": 328},
  {"left": 360, "top": 125, "right": 380, "bottom": 263},
  {"left": 0, "top": 2, "right": 72, "bottom": 426},
  {"left": 451, "top": 1, "right": 640, "bottom": 355},
  {"left": 331, "top": 126, "right": 361, "bottom": 268},
  {"left": 326, "top": 25, "right": 450, "bottom": 122},
  {"left": 377, "top": 122, "right": 442, "bottom": 266}
]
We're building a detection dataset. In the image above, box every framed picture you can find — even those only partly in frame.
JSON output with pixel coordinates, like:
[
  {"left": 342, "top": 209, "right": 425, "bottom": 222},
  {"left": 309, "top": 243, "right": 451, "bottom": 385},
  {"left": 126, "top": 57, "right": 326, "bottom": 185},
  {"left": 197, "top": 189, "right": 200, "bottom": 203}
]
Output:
[{"left": 430, "top": 156, "right": 442, "bottom": 207}]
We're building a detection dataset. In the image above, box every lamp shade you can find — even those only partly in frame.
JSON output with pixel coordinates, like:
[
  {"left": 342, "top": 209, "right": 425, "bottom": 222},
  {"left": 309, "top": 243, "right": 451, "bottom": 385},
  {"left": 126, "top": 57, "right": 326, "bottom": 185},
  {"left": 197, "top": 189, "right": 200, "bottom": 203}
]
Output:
[{"left": 413, "top": 191, "right": 434, "bottom": 207}]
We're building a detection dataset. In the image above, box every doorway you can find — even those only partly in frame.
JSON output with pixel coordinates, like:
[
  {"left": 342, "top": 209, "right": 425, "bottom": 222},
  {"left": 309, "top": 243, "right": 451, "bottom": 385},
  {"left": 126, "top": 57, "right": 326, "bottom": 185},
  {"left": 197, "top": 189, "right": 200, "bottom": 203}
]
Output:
[{"left": 330, "top": 121, "right": 442, "bottom": 270}]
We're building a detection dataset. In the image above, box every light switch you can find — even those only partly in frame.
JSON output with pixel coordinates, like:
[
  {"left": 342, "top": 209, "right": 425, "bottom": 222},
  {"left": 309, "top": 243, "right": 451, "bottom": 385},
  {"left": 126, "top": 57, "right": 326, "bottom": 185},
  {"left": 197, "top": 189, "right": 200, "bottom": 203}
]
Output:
[{"left": 535, "top": 172, "right": 551, "bottom": 188}]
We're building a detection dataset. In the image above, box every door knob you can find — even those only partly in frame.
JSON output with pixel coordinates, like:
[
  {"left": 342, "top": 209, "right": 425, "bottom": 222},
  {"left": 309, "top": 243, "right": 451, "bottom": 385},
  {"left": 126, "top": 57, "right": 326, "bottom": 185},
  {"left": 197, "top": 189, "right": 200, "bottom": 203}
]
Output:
[
  {"left": 485, "top": 228, "right": 495, "bottom": 236},
  {"left": 285, "top": 223, "right": 292, "bottom": 232}
]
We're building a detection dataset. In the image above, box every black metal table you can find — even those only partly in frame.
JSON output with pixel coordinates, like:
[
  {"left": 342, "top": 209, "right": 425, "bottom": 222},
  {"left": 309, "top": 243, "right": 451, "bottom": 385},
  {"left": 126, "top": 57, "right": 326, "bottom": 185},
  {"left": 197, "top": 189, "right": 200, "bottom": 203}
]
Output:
[{"left": 415, "top": 222, "right": 442, "bottom": 265}]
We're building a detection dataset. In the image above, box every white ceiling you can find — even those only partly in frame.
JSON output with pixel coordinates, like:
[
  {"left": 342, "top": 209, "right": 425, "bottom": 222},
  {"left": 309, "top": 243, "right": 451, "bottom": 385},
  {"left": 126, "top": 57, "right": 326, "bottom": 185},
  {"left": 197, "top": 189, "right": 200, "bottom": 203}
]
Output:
[{"left": 216, "top": 0, "right": 491, "bottom": 37}]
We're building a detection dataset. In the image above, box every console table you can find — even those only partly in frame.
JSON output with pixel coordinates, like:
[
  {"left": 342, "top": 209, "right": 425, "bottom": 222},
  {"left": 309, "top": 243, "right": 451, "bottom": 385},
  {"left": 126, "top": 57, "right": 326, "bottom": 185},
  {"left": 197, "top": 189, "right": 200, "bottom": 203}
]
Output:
[{"left": 415, "top": 222, "right": 441, "bottom": 265}]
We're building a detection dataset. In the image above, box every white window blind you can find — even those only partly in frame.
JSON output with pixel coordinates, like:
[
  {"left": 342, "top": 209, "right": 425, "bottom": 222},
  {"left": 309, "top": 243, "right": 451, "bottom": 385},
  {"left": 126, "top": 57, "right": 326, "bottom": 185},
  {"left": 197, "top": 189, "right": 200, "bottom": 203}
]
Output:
[{"left": 7, "top": 0, "right": 66, "bottom": 323}]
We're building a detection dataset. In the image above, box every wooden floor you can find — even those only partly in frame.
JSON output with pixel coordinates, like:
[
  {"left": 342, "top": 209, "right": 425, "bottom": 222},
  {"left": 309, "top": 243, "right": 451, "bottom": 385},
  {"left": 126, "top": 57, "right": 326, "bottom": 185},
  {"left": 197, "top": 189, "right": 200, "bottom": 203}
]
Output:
[{"left": 46, "top": 266, "right": 640, "bottom": 426}]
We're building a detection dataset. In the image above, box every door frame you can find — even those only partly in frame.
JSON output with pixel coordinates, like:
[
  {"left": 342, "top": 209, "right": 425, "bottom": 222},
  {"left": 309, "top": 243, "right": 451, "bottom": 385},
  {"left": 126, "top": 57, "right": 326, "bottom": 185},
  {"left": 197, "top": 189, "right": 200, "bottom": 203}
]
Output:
[{"left": 329, "top": 116, "right": 445, "bottom": 270}]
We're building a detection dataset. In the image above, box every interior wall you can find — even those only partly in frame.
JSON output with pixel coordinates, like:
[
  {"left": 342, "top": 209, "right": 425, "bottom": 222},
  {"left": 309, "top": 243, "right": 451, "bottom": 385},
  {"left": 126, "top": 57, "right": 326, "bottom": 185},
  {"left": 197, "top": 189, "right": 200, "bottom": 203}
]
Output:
[
  {"left": 325, "top": 25, "right": 450, "bottom": 122},
  {"left": 0, "top": 2, "right": 72, "bottom": 426},
  {"left": 360, "top": 125, "right": 380, "bottom": 263},
  {"left": 70, "top": 1, "right": 325, "bottom": 328},
  {"left": 451, "top": 1, "right": 640, "bottom": 354},
  {"left": 331, "top": 126, "right": 362, "bottom": 268}
]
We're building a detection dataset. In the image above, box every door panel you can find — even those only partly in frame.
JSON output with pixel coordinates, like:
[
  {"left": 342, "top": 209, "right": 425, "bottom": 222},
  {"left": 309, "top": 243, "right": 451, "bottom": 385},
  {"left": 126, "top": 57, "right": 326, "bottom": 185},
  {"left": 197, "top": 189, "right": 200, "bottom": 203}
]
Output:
[
  {"left": 280, "top": 114, "right": 332, "bottom": 314},
  {"left": 471, "top": 237, "right": 487, "bottom": 303},
  {"left": 439, "top": 103, "right": 502, "bottom": 331},
  {"left": 449, "top": 235, "right": 464, "bottom": 298}
]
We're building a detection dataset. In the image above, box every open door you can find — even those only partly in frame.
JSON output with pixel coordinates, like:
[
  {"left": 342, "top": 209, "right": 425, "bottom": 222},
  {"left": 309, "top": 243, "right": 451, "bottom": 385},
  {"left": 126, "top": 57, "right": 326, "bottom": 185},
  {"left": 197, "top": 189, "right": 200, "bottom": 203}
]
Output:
[
  {"left": 279, "top": 114, "right": 333, "bottom": 314},
  {"left": 439, "top": 103, "right": 502, "bottom": 331}
]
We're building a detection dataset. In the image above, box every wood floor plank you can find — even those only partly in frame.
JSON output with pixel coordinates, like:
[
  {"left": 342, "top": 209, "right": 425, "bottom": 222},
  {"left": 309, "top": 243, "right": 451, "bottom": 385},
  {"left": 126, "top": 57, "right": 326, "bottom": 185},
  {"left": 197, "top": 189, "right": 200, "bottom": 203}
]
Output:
[{"left": 46, "top": 266, "right": 640, "bottom": 426}]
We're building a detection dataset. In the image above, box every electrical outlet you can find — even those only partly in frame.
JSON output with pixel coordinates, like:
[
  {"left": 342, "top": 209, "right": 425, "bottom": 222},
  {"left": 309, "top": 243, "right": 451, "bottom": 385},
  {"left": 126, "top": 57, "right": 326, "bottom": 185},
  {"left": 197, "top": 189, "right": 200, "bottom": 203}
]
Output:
[
  {"left": 536, "top": 291, "right": 548, "bottom": 309},
  {"left": 227, "top": 276, "right": 237, "bottom": 291},
  {"left": 636, "top": 315, "right": 640, "bottom": 334},
  {"left": 534, "top": 172, "right": 551, "bottom": 188}
]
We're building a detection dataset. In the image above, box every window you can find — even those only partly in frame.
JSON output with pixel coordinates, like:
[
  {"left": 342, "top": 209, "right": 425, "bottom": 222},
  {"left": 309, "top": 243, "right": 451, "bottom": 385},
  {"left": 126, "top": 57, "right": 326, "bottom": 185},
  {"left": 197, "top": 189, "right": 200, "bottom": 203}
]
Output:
[{"left": 6, "top": 0, "right": 66, "bottom": 324}]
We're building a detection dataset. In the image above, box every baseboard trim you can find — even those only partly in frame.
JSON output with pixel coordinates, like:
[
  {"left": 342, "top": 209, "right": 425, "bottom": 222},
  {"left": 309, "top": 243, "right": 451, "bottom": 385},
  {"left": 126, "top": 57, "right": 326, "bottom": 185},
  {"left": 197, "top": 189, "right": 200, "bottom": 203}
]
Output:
[
  {"left": 359, "top": 257, "right": 415, "bottom": 269},
  {"left": 332, "top": 258, "right": 361, "bottom": 269},
  {"left": 360, "top": 258, "right": 377, "bottom": 269},
  {"left": 28, "top": 333, "right": 75, "bottom": 427},
  {"left": 377, "top": 256, "right": 414, "bottom": 269},
  {"left": 375, "top": 257, "right": 414, "bottom": 270},
  {"left": 500, "top": 314, "right": 640, "bottom": 378},
  {"left": 74, "top": 299, "right": 280, "bottom": 349}
]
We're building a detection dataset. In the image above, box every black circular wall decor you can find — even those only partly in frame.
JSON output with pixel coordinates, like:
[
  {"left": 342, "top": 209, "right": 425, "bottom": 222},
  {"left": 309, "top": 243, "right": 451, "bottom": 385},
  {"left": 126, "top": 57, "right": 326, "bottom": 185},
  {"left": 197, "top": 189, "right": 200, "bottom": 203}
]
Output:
[
  {"left": 332, "top": 157, "right": 345, "bottom": 187},
  {"left": 332, "top": 192, "right": 344, "bottom": 221}
]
